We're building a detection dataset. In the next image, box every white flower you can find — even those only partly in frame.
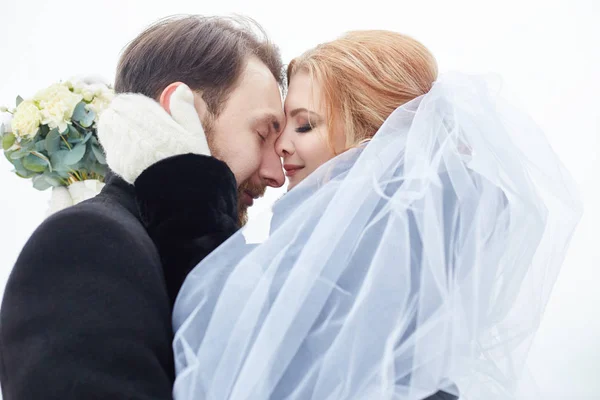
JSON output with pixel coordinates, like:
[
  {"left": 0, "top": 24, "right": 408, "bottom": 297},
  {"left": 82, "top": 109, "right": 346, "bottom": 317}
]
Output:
[
  {"left": 11, "top": 100, "right": 41, "bottom": 138},
  {"left": 68, "top": 80, "right": 94, "bottom": 102},
  {"left": 64, "top": 80, "right": 75, "bottom": 90},
  {"left": 40, "top": 102, "right": 70, "bottom": 132},
  {"left": 86, "top": 89, "right": 114, "bottom": 120},
  {"left": 81, "top": 88, "right": 95, "bottom": 102},
  {"left": 90, "top": 83, "right": 112, "bottom": 97},
  {"left": 34, "top": 83, "right": 83, "bottom": 130}
]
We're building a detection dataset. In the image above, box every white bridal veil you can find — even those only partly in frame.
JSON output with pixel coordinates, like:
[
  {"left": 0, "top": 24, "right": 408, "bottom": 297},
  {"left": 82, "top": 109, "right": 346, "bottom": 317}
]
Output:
[{"left": 172, "top": 73, "right": 582, "bottom": 399}]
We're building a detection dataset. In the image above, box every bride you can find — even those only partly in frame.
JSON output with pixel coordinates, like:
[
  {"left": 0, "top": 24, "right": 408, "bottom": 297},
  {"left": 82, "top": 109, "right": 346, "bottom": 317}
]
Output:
[{"left": 101, "top": 30, "right": 581, "bottom": 399}]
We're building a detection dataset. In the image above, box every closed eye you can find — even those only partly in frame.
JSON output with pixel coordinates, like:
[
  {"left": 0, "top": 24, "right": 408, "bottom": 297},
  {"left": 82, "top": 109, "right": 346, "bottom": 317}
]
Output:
[{"left": 296, "top": 124, "right": 313, "bottom": 133}]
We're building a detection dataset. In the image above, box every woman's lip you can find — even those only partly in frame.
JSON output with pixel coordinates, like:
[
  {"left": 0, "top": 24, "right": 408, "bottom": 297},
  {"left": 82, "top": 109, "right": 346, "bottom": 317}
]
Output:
[
  {"left": 285, "top": 168, "right": 303, "bottom": 178},
  {"left": 284, "top": 165, "right": 304, "bottom": 177}
]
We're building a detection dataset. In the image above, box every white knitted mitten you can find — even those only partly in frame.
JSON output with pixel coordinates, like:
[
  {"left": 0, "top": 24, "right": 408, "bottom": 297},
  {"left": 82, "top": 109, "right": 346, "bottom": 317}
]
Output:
[{"left": 98, "top": 84, "right": 210, "bottom": 184}]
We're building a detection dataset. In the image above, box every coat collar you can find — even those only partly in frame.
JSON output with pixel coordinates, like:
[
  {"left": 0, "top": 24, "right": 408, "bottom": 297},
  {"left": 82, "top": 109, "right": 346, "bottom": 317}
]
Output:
[{"left": 99, "top": 171, "right": 140, "bottom": 219}]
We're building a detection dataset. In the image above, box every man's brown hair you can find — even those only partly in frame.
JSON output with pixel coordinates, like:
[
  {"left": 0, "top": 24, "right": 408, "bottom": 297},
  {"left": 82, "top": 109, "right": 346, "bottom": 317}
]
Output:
[{"left": 115, "top": 15, "right": 284, "bottom": 116}]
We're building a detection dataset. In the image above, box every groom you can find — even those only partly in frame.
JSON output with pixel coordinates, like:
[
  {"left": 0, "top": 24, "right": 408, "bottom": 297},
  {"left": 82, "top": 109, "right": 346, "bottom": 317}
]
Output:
[{"left": 0, "top": 15, "right": 286, "bottom": 399}]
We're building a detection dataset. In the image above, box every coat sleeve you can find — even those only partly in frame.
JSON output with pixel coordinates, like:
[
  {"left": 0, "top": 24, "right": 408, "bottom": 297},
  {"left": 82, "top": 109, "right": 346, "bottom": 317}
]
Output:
[
  {"left": 134, "top": 153, "right": 239, "bottom": 305},
  {"left": 0, "top": 206, "right": 175, "bottom": 400}
]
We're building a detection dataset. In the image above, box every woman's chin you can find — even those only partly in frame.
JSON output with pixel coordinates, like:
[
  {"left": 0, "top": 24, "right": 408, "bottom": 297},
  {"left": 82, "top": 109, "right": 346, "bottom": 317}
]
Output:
[
  {"left": 286, "top": 169, "right": 312, "bottom": 192},
  {"left": 286, "top": 177, "right": 302, "bottom": 192}
]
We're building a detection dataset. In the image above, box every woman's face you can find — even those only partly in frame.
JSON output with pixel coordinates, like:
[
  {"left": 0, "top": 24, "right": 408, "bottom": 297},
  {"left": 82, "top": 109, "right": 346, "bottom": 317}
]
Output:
[{"left": 275, "top": 71, "right": 345, "bottom": 191}]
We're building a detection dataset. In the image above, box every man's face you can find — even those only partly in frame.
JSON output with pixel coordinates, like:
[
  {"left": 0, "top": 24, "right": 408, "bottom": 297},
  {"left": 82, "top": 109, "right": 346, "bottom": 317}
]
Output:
[{"left": 195, "top": 57, "right": 285, "bottom": 225}]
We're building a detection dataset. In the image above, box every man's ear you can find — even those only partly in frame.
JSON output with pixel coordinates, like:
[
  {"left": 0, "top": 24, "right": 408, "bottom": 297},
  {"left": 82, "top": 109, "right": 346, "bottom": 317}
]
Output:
[
  {"left": 159, "top": 82, "right": 208, "bottom": 118},
  {"left": 159, "top": 82, "right": 183, "bottom": 115}
]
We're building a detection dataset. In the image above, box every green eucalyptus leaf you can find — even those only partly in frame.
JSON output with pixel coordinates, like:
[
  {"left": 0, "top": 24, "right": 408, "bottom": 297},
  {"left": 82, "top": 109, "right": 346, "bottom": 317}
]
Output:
[
  {"left": 2, "top": 133, "right": 16, "bottom": 151},
  {"left": 16, "top": 170, "right": 36, "bottom": 179},
  {"left": 32, "top": 174, "right": 51, "bottom": 190},
  {"left": 16, "top": 96, "right": 24, "bottom": 106},
  {"left": 11, "top": 156, "right": 24, "bottom": 170},
  {"left": 62, "top": 143, "right": 86, "bottom": 165},
  {"left": 84, "top": 142, "right": 95, "bottom": 161},
  {"left": 72, "top": 102, "right": 96, "bottom": 128},
  {"left": 68, "top": 161, "right": 84, "bottom": 173},
  {"left": 67, "top": 126, "right": 82, "bottom": 142},
  {"left": 72, "top": 102, "right": 87, "bottom": 122},
  {"left": 91, "top": 144, "right": 106, "bottom": 164},
  {"left": 50, "top": 150, "right": 69, "bottom": 171},
  {"left": 20, "top": 139, "right": 36, "bottom": 151},
  {"left": 90, "top": 162, "right": 108, "bottom": 177},
  {"left": 85, "top": 140, "right": 96, "bottom": 163},
  {"left": 80, "top": 109, "right": 96, "bottom": 128},
  {"left": 12, "top": 157, "right": 34, "bottom": 178},
  {"left": 35, "top": 141, "right": 46, "bottom": 152},
  {"left": 22, "top": 153, "right": 49, "bottom": 173},
  {"left": 69, "top": 124, "right": 80, "bottom": 135},
  {"left": 43, "top": 172, "right": 63, "bottom": 187},
  {"left": 9, "top": 148, "right": 29, "bottom": 159},
  {"left": 54, "top": 169, "right": 70, "bottom": 179},
  {"left": 32, "top": 151, "right": 51, "bottom": 171},
  {"left": 45, "top": 129, "right": 61, "bottom": 153},
  {"left": 81, "top": 131, "right": 93, "bottom": 144}
]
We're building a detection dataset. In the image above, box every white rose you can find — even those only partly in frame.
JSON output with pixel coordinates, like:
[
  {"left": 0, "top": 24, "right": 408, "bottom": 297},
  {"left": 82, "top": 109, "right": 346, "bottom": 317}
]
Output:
[
  {"left": 81, "top": 88, "right": 95, "bottom": 102},
  {"left": 34, "top": 83, "right": 83, "bottom": 121},
  {"left": 86, "top": 91, "right": 114, "bottom": 120},
  {"left": 90, "top": 83, "right": 112, "bottom": 97},
  {"left": 11, "top": 100, "right": 41, "bottom": 138},
  {"left": 40, "top": 101, "right": 70, "bottom": 132},
  {"left": 67, "top": 80, "right": 97, "bottom": 102}
]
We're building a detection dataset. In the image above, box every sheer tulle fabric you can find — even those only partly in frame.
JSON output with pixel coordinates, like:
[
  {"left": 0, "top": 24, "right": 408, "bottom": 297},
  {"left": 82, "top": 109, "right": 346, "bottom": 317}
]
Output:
[{"left": 172, "top": 73, "right": 582, "bottom": 399}]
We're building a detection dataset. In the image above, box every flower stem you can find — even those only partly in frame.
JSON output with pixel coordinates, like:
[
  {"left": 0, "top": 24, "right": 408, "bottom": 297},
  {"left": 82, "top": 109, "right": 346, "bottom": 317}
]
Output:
[{"left": 60, "top": 135, "right": 72, "bottom": 150}]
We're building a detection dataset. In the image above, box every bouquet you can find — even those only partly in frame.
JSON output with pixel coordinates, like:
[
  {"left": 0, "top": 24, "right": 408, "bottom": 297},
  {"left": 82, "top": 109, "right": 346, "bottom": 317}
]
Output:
[{"left": 1, "top": 78, "right": 114, "bottom": 215}]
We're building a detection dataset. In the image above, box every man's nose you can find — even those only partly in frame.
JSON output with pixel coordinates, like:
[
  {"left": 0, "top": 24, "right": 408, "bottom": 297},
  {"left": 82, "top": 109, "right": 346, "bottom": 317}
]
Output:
[{"left": 260, "top": 148, "right": 285, "bottom": 188}]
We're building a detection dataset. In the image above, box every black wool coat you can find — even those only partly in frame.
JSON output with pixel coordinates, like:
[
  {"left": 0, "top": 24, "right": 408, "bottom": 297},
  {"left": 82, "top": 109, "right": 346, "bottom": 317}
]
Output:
[{"left": 0, "top": 154, "right": 238, "bottom": 400}]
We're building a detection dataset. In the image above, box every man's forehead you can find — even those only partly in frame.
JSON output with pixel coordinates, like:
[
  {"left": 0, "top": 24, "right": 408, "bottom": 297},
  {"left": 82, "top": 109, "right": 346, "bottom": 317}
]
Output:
[
  {"left": 230, "top": 59, "right": 284, "bottom": 127},
  {"left": 234, "top": 75, "right": 283, "bottom": 111}
]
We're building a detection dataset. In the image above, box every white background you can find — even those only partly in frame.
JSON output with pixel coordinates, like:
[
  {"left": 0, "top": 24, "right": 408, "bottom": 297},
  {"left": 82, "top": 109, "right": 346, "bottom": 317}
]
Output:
[{"left": 0, "top": 0, "right": 598, "bottom": 398}]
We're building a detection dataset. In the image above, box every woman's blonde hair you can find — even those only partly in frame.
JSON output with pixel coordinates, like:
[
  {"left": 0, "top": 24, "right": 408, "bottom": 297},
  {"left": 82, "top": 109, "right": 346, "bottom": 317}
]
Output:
[{"left": 287, "top": 30, "right": 438, "bottom": 152}]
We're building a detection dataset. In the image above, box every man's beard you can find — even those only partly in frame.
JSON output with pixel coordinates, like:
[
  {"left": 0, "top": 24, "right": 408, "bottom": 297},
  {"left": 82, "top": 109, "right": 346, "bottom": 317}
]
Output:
[
  {"left": 203, "top": 115, "right": 265, "bottom": 226},
  {"left": 237, "top": 180, "right": 266, "bottom": 226}
]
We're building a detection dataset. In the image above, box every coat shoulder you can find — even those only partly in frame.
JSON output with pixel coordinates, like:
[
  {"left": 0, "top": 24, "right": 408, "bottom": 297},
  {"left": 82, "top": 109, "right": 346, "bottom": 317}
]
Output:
[{"left": 15, "top": 195, "right": 160, "bottom": 279}]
